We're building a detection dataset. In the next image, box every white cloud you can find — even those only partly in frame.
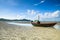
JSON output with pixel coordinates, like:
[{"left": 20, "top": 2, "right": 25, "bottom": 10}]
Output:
[
  {"left": 0, "top": 8, "right": 60, "bottom": 20},
  {"left": 33, "top": 10, "right": 60, "bottom": 20},
  {"left": 27, "top": 10, "right": 37, "bottom": 15},
  {"left": 34, "top": 0, "right": 45, "bottom": 6},
  {"left": 38, "top": 10, "right": 60, "bottom": 18},
  {"left": 26, "top": 10, "right": 60, "bottom": 20},
  {"left": 40, "top": 0, "right": 45, "bottom": 3},
  {"left": 16, "top": 15, "right": 25, "bottom": 19},
  {"left": 52, "top": 10, "right": 60, "bottom": 17},
  {"left": 27, "top": 10, "right": 31, "bottom": 14}
]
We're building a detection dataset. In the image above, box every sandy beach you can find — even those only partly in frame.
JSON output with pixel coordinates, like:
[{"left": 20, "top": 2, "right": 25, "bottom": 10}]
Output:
[{"left": 0, "top": 21, "right": 60, "bottom": 40}]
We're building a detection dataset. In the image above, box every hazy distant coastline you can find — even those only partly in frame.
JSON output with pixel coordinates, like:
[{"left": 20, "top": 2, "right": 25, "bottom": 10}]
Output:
[
  {"left": 0, "top": 18, "right": 60, "bottom": 24},
  {"left": 0, "top": 18, "right": 32, "bottom": 21}
]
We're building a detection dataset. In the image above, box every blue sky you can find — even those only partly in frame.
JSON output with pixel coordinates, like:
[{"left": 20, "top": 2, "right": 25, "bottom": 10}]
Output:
[{"left": 0, "top": 0, "right": 60, "bottom": 21}]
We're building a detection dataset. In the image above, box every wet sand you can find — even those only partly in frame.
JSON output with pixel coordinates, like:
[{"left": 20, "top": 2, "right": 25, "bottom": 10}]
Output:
[{"left": 0, "top": 21, "right": 60, "bottom": 40}]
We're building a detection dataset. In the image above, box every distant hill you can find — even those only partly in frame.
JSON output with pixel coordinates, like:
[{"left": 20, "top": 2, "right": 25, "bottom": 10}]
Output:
[
  {"left": 0, "top": 18, "right": 10, "bottom": 21},
  {"left": 12, "top": 19, "right": 32, "bottom": 21},
  {"left": 0, "top": 18, "right": 32, "bottom": 21}
]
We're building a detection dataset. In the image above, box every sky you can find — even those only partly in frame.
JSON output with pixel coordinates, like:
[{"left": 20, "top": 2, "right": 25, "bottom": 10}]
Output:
[{"left": 0, "top": 0, "right": 60, "bottom": 21}]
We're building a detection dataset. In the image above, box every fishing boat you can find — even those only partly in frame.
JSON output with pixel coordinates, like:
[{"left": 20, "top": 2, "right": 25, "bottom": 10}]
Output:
[
  {"left": 31, "top": 15, "right": 56, "bottom": 27},
  {"left": 31, "top": 22, "right": 56, "bottom": 27}
]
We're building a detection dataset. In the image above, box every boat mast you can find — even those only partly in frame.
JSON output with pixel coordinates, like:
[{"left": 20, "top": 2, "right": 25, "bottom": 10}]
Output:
[{"left": 38, "top": 14, "right": 40, "bottom": 21}]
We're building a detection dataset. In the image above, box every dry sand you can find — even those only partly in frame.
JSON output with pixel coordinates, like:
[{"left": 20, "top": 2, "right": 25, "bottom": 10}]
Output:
[{"left": 0, "top": 21, "right": 60, "bottom": 40}]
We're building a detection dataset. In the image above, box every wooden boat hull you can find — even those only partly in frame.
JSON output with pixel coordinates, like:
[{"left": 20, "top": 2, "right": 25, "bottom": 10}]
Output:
[{"left": 31, "top": 22, "right": 56, "bottom": 27}]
